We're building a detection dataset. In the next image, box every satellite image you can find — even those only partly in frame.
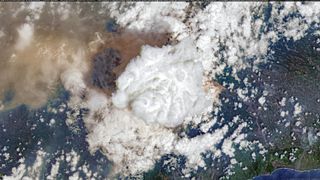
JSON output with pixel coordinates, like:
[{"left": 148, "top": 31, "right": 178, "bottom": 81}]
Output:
[{"left": 1, "top": 2, "right": 320, "bottom": 180}]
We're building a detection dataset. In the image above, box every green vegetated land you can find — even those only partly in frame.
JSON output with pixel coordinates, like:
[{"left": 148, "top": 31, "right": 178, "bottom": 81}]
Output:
[{"left": 228, "top": 142, "right": 320, "bottom": 180}]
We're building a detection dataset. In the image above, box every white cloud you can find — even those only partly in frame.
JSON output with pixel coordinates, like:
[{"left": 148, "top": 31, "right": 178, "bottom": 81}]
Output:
[
  {"left": 112, "top": 38, "right": 212, "bottom": 127},
  {"left": 15, "top": 23, "right": 34, "bottom": 51},
  {"left": 4, "top": 1, "right": 320, "bottom": 178},
  {"left": 78, "top": 2, "right": 320, "bottom": 176}
]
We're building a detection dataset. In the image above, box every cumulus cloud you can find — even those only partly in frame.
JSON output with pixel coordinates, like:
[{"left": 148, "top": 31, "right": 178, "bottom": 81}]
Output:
[
  {"left": 112, "top": 38, "right": 212, "bottom": 127},
  {"left": 83, "top": 2, "right": 320, "bottom": 177},
  {"left": 85, "top": 87, "right": 221, "bottom": 175},
  {"left": 15, "top": 23, "right": 34, "bottom": 51},
  {"left": 3, "top": 2, "right": 320, "bottom": 179}
]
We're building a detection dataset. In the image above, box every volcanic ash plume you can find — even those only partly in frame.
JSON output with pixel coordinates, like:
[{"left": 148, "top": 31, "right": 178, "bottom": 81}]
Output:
[
  {"left": 82, "top": 38, "right": 218, "bottom": 176},
  {"left": 0, "top": 2, "right": 110, "bottom": 108},
  {"left": 112, "top": 38, "right": 212, "bottom": 127},
  {"left": 86, "top": 31, "right": 170, "bottom": 96},
  {"left": 0, "top": 2, "right": 222, "bottom": 177}
]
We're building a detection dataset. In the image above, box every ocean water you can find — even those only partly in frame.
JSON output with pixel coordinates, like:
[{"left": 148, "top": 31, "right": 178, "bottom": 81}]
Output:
[
  {"left": 0, "top": 87, "right": 111, "bottom": 179},
  {"left": 254, "top": 168, "right": 320, "bottom": 180},
  {"left": 1, "top": 3, "right": 320, "bottom": 180}
]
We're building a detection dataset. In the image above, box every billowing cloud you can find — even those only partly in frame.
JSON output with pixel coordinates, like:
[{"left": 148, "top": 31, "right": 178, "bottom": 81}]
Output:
[{"left": 112, "top": 38, "right": 212, "bottom": 127}]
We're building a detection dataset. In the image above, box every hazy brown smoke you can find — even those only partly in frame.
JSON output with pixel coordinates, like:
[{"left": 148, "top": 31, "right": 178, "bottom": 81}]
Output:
[
  {"left": 86, "top": 30, "right": 171, "bottom": 95},
  {"left": 0, "top": 2, "right": 111, "bottom": 108},
  {"left": 0, "top": 2, "right": 171, "bottom": 109}
]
